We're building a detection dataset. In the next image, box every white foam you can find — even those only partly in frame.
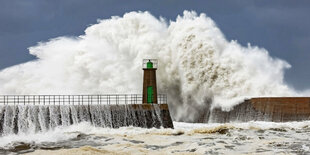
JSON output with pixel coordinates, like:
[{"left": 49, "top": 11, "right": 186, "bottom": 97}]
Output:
[
  {"left": 0, "top": 11, "right": 307, "bottom": 121},
  {"left": 1, "top": 121, "right": 310, "bottom": 148}
]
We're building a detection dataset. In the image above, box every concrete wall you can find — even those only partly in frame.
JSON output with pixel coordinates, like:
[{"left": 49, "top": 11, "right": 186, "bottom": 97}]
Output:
[
  {"left": 207, "top": 97, "right": 310, "bottom": 123},
  {"left": 0, "top": 104, "right": 174, "bottom": 135},
  {"left": 109, "top": 104, "right": 174, "bottom": 128}
]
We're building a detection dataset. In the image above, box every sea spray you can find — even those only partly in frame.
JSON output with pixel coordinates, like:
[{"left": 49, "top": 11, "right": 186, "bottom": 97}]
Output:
[
  {"left": 1, "top": 121, "right": 310, "bottom": 154},
  {"left": 0, "top": 104, "right": 168, "bottom": 135},
  {"left": 0, "top": 11, "right": 304, "bottom": 122}
]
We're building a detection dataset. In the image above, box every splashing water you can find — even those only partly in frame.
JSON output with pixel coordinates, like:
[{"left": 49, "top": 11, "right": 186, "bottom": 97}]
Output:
[
  {"left": 1, "top": 121, "right": 310, "bottom": 154},
  {"left": 0, "top": 104, "right": 167, "bottom": 136},
  {"left": 0, "top": 11, "right": 306, "bottom": 122}
]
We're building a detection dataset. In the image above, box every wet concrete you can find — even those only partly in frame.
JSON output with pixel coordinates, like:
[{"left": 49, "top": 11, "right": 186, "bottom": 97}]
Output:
[{"left": 208, "top": 97, "right": 310, "bottom": 123}]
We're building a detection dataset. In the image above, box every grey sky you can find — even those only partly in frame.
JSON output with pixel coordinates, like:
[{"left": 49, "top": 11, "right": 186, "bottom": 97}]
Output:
[{"left": 0, "top": 0, "right": 309, "bottom": 90}]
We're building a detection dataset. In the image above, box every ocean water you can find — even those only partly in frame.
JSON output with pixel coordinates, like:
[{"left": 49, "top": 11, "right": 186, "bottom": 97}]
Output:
[{"left": 0, "top": 121, "right": 309, "bottom": 155}]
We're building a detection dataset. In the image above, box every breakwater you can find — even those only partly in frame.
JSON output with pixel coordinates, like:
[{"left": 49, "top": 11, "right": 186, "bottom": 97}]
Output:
[
  {"left": 0, "top": 95, "right": 174, "bottom": 136},
  {"left": 207, "top": 97, "right": 310, "bottom": 123},
  {"left": 0, "top": 104, "right": 173, "bottom": 136}
]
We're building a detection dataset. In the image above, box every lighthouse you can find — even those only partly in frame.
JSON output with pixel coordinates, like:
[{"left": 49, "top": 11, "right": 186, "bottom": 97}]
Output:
[{"left": 142, "top": 59, "right": 158, "bottom": 104}]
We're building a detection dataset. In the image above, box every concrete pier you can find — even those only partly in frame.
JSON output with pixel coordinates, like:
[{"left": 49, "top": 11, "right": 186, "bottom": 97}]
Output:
[
  {"left": 110, "top": 104, "right": 173, "bottom": 128},
  {"left": 0, "top": 103, "right": 174, "bottom": 135},
  {"left": 208, "top": 97, "right": 310, "bottom": 123},
  {"left": 0, "top": 94, "right": 174, "bottom": 135}
]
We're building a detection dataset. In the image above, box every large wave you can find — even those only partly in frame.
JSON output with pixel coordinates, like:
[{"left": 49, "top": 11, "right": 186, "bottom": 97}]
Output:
[{"left": 0, "top": 11, "right": 304, "bottom": 122}]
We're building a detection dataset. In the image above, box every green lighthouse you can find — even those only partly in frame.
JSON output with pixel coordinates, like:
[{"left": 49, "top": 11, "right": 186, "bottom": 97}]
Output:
[{"left": 143, "top": 59, "right": 158, "bottom": 104}]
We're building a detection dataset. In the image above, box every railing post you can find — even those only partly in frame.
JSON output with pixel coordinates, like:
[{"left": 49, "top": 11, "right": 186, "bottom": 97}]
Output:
[
  {"left": 82, "top": 95, "right": 84, "bottom": 105},
  {"left": 125, "top": 95, "right": 127, "bottom": 105},
  {"left": 43, "top": 96, "right": 45, "bottom": 105},
  {"left": 72, "top": 95, "right": 74, "bottom": 105},
  {"left": 78, "top": 95, "right": 80, "bottom": 105},
  {"left": 106, "top": 95, "right": 109, "bottom": 105}
]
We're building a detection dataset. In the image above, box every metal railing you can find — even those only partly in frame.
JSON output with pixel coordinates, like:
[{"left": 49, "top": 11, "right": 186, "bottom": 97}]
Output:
[
  {"left": 0, "top": 94, "right": 167, "bottom": 105},
  {"left": 142, "top": 59, "right": 158, "bottom": 69}
]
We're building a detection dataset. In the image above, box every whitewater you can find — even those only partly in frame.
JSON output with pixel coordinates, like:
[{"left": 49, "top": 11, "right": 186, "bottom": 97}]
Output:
[
  {"left": 0, "top": 11, "right": 306, "bottom": 122},
  {"left": 0, "top": 10, "right": 310, "bottom": 154},
  {"left": 0, "top": 121, "right": 310, "bottom": 154}
]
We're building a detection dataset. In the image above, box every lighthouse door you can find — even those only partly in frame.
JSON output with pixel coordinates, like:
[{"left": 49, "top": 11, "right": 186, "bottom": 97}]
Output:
[{"left": 147, "top": 86, "right": 153, "bottom": 103}]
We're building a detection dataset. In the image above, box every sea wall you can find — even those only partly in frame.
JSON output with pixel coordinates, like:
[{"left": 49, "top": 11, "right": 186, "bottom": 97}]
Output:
[
  {"left": 207, "top": 97, "right": 310, "bottom": 123},
  {"left": 109, "top": 104, "right": 173, "bottom": 128},
  {"left": 0, "top": 104, "right": 173, "bottom": 136}
]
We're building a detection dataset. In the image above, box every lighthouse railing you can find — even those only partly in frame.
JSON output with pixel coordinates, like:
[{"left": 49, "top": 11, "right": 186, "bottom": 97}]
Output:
[{"left": 0, "top": 94, "right": 167, "bottom": 105}]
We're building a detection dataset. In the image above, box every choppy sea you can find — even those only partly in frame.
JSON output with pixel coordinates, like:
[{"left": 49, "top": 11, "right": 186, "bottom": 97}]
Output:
[{"left": 0, "top": 121, "right": 310, "bottom": 155}]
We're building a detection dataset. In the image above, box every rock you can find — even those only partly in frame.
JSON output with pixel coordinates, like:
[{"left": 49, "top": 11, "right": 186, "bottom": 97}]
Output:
[
  {"left": 9, "top": 142, "right": 33, "bottom": 152},
  {"left": 270, "top": 128, "right": 287, "bottom": 132},
  {"left": 217, "top": 128, "right": 229, "bottom": 134}
]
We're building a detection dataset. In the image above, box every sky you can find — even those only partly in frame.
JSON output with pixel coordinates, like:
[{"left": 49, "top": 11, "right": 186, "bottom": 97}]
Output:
[{"left": 0, "top": 0, "right": 309, "bottom": 90}]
